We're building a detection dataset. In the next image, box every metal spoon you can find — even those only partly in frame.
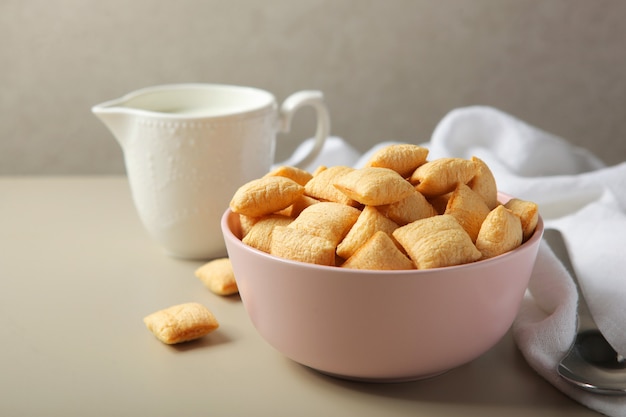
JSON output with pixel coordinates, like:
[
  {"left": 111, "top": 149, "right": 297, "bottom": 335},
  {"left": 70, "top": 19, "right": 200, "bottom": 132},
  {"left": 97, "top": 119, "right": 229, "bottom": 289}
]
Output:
[{"left": 544, "top": 229, "right": 626, "bottom": 395}]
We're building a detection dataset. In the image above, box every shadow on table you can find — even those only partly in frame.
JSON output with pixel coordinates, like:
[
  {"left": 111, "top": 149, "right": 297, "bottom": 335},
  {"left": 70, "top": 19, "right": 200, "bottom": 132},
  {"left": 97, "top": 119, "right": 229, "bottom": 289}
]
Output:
[
  {"left": 287, "top": 332, "right": 577, "bottom": 409},
  {"left": 170, "top": 329, "right": 234, "bottom": 352}
]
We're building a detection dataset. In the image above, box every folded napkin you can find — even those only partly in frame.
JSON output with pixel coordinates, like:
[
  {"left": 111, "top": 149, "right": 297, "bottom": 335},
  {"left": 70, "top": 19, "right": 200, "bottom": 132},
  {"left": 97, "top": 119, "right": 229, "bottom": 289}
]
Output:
[{"left": 286, "top": 106, "right": 626, "bottom": 416}]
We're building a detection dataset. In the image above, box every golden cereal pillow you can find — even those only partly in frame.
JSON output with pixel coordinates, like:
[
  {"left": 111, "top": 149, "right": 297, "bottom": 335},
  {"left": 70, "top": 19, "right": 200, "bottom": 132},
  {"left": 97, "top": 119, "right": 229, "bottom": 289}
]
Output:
[
  {"left": 289, "top": 202, "right": 361, "bottom": 246},
  {"left": 410, "top": 158, "right": 477, "bottom": 197},
  {"left": 270, "top": 226, "right": 336, "bottom": 266},
  {"left": 504, "top": 198, "right": 539, "bottom": 241},
  {"left": 264, "top": 165, "right": 313, "bottom": 186},
  {"left": 304, "top": 165, "right": 357, "bottom": 206},
  {"left": 377, "top": 189, "right": 437, "bottom": 225},
  {"left": 333, "top": 167, "right": 416, "bottom": 206},
  {"left": 195, "top": 258, "right": 238, "bottom": 296},
  {"left": 392, "top": 215, "right": 482, "bottom": 269},
  {"left": 242, "top": 214, "right": 293, "bottom": 253},
  {"left": 230, "top": 176, "right": 304, "bottom": 217},
  {"left": 476, "top": 205, "right": 523, "bottom": 259},
  {"left": 143, "top": 302, "right": 219, "bottom": 344},
  {"left": 444, "top": 184, "right": 491, "bottom": 242},
  {"left": 364, "top": 144, "right": 429, "bottom": 177},
  {"left": 336, "top": 205, "right": 399, "bottom": 259},
  {"left": 468, "top": 156, "right": 498, "bottom": 209},
  {"left": 341, "top": 231, "right": 415, "bottom": 270}
]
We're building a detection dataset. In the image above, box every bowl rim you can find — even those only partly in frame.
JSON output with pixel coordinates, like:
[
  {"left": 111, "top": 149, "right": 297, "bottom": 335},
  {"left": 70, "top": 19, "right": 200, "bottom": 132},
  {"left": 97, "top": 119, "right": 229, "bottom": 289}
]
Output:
[{"left": 221, "top": 194, "right": 544, "bottom": 276}]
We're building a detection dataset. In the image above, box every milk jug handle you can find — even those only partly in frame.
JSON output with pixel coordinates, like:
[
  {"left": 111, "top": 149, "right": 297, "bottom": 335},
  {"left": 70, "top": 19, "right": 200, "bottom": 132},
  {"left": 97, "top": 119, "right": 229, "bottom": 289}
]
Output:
[{"left": 276, "top": 90, "right": 330, "bottom": 169}]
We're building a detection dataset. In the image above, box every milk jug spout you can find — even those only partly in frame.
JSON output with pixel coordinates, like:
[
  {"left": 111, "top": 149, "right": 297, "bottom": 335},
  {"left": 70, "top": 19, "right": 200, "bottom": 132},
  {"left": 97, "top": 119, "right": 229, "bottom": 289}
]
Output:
[{"left": 91, "top": 96, "right": 136, "bottom": 149}]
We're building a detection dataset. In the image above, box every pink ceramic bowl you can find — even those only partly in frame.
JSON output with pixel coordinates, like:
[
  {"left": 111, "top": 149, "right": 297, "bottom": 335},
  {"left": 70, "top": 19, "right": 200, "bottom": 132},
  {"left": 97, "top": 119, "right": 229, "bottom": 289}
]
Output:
[{"left": 221, "top": 198, "right": 544, "bottom": 382}]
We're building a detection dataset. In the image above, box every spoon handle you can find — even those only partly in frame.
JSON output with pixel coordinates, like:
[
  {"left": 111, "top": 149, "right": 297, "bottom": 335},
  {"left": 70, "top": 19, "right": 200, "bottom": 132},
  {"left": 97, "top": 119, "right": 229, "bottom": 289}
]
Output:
[{"left": 544, "top": 229, "right": 597, "bottom": 333}]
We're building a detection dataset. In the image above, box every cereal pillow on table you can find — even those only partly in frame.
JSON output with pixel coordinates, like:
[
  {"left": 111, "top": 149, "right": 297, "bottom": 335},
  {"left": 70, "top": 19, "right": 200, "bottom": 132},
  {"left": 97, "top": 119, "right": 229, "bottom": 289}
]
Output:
[
  {"left": 195, "top": 258, "right": 239, "bottom": 296},
  {"left": 143, "top": 303, "right": 219, "bottom": 344}
]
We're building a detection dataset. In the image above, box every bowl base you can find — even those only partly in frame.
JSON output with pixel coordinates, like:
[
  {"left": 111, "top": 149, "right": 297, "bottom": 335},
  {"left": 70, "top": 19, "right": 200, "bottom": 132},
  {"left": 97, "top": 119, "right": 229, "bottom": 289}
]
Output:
[{"left": 310, "top": 366, "right": 450, "bottom": 383}]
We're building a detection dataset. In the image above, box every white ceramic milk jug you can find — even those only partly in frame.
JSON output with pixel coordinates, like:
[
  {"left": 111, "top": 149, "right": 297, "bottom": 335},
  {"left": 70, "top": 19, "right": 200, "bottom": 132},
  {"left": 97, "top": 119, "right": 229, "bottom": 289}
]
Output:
[{"left": 92, "top": 83, "right": 329, "bottom": 259}]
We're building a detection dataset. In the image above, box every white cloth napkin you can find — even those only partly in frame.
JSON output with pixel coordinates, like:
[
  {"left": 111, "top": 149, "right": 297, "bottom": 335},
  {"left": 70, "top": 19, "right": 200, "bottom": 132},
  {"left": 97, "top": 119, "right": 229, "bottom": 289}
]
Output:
[{"left": 286, "top": 106, "right": 626, "bottom": 416}]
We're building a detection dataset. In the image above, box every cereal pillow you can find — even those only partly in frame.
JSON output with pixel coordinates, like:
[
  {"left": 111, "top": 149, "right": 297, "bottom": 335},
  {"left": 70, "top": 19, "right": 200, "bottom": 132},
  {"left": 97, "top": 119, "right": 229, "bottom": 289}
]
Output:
[
  {"left": 144, "top": 303, "right": 219, "bottom": 344},
  {"left": 377, "top": 189, "right": 437, "bottom": 225},
  {"left": 289, "top": 202, "right": 361, "bottom": 246},
  {"left": 230, "top": 176, "right": 304, "bottom": 217},
  {"left": 333, "top": 167, "right": 416, "bottom": 206},
  {"left": 195, "top": 258, "right": 239, "bottom": 296},
  {"left": 468, "top": 156, "right": 498, "bottom": 210},
  {"left": 264, "top": 165, "right": 313, "bottom": 186},
  {"left": 270, "top": 226, "right": 336, "bottom": 266},
  {"left": 504, "top": 198, "right": 539, "bottom": 241},
  {"left": 476, "top": 205, "right": 523, "bottom": 259},
  {"left": 410, "top": 158, "right": 477, "bottom": 197},
  {"left": 444, "top": 184, "right": 491, "bottom": 242},
  {"left": 242, "top": 214, "right": 293, "bottom": 253},
  {"left": 364, "top": 144, "right": 429, "bottom": 177},
  {"left": 393, "top": 215, "right": 481, "bottom": 269}
]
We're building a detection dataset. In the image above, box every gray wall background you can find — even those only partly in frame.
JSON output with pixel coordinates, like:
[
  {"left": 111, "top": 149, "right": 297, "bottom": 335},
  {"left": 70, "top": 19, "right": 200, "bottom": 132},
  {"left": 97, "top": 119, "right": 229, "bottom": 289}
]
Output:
[{"left": 2, "top": 0, "right": 625, "bottom": 175}]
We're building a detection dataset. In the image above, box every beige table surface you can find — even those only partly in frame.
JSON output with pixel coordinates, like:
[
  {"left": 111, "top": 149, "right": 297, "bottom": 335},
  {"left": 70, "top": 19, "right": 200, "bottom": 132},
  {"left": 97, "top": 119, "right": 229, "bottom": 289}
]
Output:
[{"left": 0, "top": 176, "right": 600, "bottom": 417}]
